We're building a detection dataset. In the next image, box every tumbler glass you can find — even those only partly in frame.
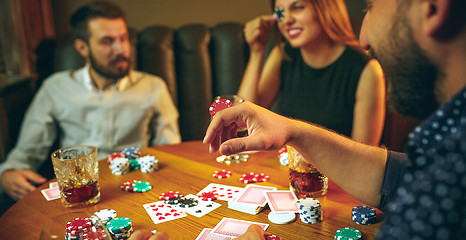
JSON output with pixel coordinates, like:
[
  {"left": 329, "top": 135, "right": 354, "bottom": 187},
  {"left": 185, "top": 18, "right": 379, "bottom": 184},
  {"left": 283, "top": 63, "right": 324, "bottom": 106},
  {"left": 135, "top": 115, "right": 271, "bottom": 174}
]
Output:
[
  {"left": 51, "top": 145, "right": 100, "bottom": 208},
  {"left": 287, "top": 145, "right": 328, "bottom": 198}
]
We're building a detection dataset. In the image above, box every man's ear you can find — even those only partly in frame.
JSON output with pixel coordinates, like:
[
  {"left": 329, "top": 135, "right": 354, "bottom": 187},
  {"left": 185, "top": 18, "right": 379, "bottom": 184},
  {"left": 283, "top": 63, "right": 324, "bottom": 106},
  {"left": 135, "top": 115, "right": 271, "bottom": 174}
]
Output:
[
  {"left": 74, "top": 38, "right": 89, "bottom": 59},
  {"left": 423, "top": 0, "right": 453, "bottom": 38}
]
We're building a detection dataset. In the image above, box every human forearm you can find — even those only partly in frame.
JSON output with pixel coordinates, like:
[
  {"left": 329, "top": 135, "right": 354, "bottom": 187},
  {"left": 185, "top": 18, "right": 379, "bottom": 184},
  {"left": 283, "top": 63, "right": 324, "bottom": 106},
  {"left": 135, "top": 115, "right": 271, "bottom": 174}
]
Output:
[
  {"left": 288, "top": 120, "right": 387, "bottom": 207},
  {"left": 238, "top": 51, "right": 266, "bottom": 104}
]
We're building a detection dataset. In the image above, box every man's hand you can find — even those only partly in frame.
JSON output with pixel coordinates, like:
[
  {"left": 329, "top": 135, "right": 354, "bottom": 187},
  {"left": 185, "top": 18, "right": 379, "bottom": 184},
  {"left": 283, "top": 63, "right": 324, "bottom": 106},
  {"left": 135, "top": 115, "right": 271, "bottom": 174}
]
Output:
[
  {"left": 203, "top": 101, "right": 293, "bottom": 155},
  {"left": 128, "top": 230, "right": 169, "bottom": 240},
  {"left": 235, "top": 225, "right": 265, "bottom": 240},
  {"left": 1, "top": 170, "right": 47, "bottom": 200}
]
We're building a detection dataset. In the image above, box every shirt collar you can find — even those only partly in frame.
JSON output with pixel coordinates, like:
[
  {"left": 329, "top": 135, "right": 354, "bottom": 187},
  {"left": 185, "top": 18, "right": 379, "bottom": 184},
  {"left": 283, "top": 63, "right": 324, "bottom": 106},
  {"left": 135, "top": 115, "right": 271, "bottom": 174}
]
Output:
[{"left": 82, "top": 64, "right": 132, "bottom": 92}]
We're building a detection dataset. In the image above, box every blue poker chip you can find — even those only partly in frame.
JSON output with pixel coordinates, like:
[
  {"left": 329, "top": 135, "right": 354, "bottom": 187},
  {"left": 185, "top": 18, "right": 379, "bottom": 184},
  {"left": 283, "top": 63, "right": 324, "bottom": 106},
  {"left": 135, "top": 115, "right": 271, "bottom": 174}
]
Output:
[
  {"left": 122, "top": 147, "right": 140, "bottom": 159},
  {"left": 351, "top": 206, "right": 376, "bottom": 225}
]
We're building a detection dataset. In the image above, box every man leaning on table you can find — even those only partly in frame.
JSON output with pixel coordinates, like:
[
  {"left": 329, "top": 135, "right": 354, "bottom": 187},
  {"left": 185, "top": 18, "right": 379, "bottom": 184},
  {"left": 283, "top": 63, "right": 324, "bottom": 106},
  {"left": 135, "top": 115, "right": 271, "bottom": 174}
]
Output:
[
  {"left": 133, "top": 0, "right": 466, "bottom": 239},
  {"left": 0, "top": 1, "right": 181, "bottom": 206}
]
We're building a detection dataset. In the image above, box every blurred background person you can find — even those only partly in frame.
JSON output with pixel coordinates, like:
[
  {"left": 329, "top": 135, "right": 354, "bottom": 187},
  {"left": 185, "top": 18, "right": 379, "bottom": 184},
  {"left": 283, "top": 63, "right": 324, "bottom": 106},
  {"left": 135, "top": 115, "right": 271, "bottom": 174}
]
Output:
[{"left": 238, "top": 0, "right": 385, "bottom": 145}]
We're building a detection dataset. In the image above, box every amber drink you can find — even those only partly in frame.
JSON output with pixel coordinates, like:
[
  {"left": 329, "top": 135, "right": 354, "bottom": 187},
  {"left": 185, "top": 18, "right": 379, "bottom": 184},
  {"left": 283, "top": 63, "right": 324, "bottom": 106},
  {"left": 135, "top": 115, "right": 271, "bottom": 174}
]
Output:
[
  {"left": 51, "top": 145, "right": 100, "bottom": 207},
  {"left": 287, "top": 145, "right": 328, "bottom": 198}
]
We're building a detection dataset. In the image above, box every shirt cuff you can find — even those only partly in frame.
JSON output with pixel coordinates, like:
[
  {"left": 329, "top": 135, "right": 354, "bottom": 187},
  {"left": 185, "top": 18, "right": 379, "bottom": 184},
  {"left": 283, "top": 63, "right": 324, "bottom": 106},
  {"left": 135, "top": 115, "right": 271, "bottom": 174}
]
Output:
[{"left": 378, "top": 151, "right": 410, "bottom": 212}]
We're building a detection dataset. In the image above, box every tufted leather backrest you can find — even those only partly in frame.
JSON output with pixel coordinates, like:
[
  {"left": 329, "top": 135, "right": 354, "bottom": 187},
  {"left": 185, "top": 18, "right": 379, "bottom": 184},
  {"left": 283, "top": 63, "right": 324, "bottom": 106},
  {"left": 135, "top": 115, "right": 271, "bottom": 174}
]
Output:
[{"left": 46, "top": 22, "right": 248, "bottom": 142}]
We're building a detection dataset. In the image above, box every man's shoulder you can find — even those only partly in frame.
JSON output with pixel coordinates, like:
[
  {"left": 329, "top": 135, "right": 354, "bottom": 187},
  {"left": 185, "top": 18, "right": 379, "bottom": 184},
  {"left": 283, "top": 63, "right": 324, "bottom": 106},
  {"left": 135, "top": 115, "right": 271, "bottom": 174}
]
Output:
[
  {"left": 42, "top": 69, "right": 82, "bottom": 86},
  {"left": 130, "top": 70, "right": 167, "bottom": 86}
]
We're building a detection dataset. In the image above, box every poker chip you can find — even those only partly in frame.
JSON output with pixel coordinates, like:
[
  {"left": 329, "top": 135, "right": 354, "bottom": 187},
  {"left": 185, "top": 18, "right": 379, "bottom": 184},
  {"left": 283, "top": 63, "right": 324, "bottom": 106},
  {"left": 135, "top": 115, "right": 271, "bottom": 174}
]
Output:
[
  {"left": 131, "top": 181, "right": 152, "bottom": 193},
  {"left": 197, "top": 191, "right": 219, "bottom": 201},
  {"left": 138, "top": 155, "right": 159, "bottom": 173},
  {"left": 212, "top": 169, "right": 232, "bottom": 179},
  {"left": 107, "top": 152, "right": 126, "bottom": 165},
  {"left": 334, "top": 227, "right": 362, "bottom": 240},
  {"left": 159, "top": 191, "right": 180, "bottom": 200},
  {"left": 268, "top": 212, "right": 296, "bottom": 225},
  {"left": 121, "top": 180, "right": 137, "bottom": 192},
  {"left": 351, "top": 206, "right": 376, "bottom": 225},
  {"left": 106, "top": 217, "right": 132, "bottom": 234},
  {"left": 165, "top": 195, "right": 185, "bottom": 205},
  {"left": 239, "top": 172, "right": 258, "bottom": 183},
  {"left": 265, "top": 233, "right": 281, "bottom": 240},
  {"left": 129, "top": 159, "right": 141, "bottom": 170},
  {"left": 179, "top": 197, "right": 198, "bottom": 208},
  {"left": 255, "top": 173, "right": 270, "bottom": 182},
  {"left": 92, "top": 209, "right": 117, "bottom": 225},
  {"left": 297, "top": 198, "right": 323, "bottom": 224},
  {"left": 81, "top": 229, "right": 109, "bottom": 240},
  {"left": 209, "top": 98, "right": 233, "bottom": 117},
  {"left": 66, "top": 218, "right": 93, "bottom": 238},
  {"left": 273, "top": 6, "right": 285, "bottom": 22},
  {"left": 122, "top": 147, "right": 140, "bottom": 159}
]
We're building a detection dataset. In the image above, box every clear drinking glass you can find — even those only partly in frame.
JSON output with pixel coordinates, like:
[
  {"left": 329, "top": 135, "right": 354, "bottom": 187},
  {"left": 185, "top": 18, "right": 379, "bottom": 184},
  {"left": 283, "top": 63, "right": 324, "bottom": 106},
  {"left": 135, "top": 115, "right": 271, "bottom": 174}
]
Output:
[
  {"left": 287, "top": 145, "right": 328, "bottom": 198},
  {"left": 51, "top": 145, "right": 100, "bottom": 208},
  {"left": 214, "top": 95, "right": 249, "bottom": 164},
  {"left": 40, "top": 211, "right": 111, "bottom": 240}
]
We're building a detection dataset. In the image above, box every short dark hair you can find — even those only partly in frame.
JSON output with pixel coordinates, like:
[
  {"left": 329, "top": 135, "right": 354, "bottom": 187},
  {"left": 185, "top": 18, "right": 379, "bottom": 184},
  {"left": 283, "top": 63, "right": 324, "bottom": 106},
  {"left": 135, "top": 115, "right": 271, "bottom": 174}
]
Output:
[{"left": 70, "top": 1, "right": 126, "bottom": 41}]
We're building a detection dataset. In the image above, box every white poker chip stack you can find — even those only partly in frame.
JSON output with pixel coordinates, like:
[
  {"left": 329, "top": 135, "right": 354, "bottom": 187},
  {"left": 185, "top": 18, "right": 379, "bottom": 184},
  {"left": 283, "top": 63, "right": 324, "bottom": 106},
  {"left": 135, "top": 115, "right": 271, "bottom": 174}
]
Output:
[
  {"left": 91, "top": 209, "right": 118, "bottom": 227},
  {"left": 297, "top": 198, "right": 323, "bottom": 224},
  {"left": 138, "top": 155, "right": 159, "bottom": 173},
  {"left": 110, "top": 157, "right": 130, "bottom": 175}
]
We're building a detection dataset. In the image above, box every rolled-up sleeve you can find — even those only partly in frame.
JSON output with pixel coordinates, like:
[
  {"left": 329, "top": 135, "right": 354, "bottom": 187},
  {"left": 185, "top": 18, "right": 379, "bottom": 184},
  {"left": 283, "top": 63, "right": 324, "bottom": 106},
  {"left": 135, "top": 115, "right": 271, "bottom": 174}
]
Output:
[{"left": 378, "top": 151, "right": 410, "bottom": 212}]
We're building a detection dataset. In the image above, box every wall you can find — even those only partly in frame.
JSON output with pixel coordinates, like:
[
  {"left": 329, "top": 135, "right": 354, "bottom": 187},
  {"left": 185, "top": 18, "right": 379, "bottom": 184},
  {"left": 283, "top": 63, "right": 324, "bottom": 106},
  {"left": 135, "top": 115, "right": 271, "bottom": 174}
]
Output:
[{"left": 52, "top": 0, "right": 366, "bottom": 37}]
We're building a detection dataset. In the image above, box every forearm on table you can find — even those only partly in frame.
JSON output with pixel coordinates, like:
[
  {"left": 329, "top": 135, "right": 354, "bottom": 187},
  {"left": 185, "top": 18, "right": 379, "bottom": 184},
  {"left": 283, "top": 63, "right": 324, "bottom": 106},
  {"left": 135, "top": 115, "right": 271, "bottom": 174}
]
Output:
[{"left": 288, "top": 119, "right": 388, "bottom": 207}]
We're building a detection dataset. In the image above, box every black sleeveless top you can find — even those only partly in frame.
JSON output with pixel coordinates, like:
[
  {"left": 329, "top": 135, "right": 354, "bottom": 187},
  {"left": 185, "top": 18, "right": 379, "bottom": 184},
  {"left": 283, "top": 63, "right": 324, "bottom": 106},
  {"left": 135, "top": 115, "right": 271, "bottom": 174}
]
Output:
[{"left": 279, "top": 43, "right": 371, "bottom": 137}]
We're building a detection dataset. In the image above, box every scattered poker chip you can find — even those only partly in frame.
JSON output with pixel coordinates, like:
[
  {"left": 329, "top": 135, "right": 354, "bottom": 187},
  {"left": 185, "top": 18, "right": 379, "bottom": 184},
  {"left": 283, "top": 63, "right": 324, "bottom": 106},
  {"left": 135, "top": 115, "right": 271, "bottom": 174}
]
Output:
[
  {"left": 131, "top": 181, "right": 152, "bottom": 192},
  {"left": 268, "top": 212, "right": 296, "bottom": 225},
  {"left": 255, "top": 173, "right": 270, "bottom": 182},
  {"left": 212, "top": 169, "right": 232, "bottom": 179},
  {"left": 209, "top": 98, "right": 233, "bottom": 117},
  {"left": 179, "top": 197, "right": 199, "bottom": 208},
  {"left": 159, "top": 191, "right": 181, "bottom": 200},
  {"left": 239, "top": 172, "right": 258, "bottom": 183},
  {"left": 165, "top": 195, "right": 185, "bottom": 205},
  {"left": 120, "top": 180, "right": 137, "bottom": 192},
  {"left": 334, "top": 227, "right": 362, "bottom": 240},
  {"left": 197, "top": 191, "right": 219, "bottom": 201},
  {"left": 265, "top": 233, "right": 282, "bottom": 240}
]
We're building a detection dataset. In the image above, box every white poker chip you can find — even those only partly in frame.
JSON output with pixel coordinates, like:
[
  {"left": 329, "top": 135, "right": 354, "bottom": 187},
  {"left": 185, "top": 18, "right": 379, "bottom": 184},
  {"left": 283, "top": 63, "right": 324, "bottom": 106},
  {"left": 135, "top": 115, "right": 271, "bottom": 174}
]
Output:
[{"left": 268, "top": 212, "right": 296, "bottom": 224}]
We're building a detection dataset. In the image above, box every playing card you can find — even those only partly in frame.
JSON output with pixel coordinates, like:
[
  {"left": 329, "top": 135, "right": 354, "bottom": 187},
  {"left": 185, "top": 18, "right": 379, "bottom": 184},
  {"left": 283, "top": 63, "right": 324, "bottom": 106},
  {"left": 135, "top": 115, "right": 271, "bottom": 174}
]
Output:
[
  {"left": 195, "top": 228, "right": 233, "bottom": 240},
  {"left": 233, "top": 185, "right": 276, "bottom": 207},
  {"left": 41, "top": 187, "right": 61, "bottom": 201},
  {"left": 198, "top": 183, "right": 243, "bottom": 201},
  {"left": 171, "top": 194, "right": 221, "bottom": 217},
  {"left": 264, "top": 190, "right": 299, "bottom": 213},
  {"left": 49, "top": 182, "right": 59, "bottom": 189},
  {"left": 143, "top": 201, "right": 187, "bottom": 224},
  {"left": 212, "top": 218, "right": 269, "bottom": 238}
]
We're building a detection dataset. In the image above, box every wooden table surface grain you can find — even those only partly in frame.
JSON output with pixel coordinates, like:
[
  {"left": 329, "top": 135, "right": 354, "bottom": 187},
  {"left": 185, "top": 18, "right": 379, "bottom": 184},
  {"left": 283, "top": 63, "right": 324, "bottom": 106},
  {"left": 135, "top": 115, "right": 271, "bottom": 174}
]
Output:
[{"left": 0, "top": 141, "right": 383, "bottom": 239}]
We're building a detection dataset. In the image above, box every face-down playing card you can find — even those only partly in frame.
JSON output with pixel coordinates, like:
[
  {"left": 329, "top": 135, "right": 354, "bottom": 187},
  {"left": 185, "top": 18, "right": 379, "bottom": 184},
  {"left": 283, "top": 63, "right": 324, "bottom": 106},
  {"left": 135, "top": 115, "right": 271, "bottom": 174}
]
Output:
[{"left": 212, "top": 217, "right": 269, "bottom": 238}]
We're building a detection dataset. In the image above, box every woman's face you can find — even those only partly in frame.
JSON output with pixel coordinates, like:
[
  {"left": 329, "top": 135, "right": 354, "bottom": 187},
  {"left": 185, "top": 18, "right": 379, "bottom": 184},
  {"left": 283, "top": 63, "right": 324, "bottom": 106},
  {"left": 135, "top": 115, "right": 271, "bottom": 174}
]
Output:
[{"left": 275, "top": 0, "right": 324, "bottom": 48}]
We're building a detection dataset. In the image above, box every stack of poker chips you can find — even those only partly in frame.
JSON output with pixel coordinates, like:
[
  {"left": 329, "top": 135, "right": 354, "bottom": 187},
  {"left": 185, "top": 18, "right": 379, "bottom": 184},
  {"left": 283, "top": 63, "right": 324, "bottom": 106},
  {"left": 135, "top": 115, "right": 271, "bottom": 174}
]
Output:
[
  {"left": 278, "top": 147, "right": 289, "bottom": 166},
  {"left": 122, "top": 147, "right": 140, "bottom": 159},
  {"left": 351, "top": 206, "right": 376, "bottom": 225},
  {"left": 65, "top": 217, "right": 93, "bottom": 240},
  {"left": 109, "top": 157, "right": 130, "bottom": 175},
  {"left": 106, "top": 217, "right": 134, "bottom": 239},
  {"left": 91, "top": 209, "right": 117, "bottom": 227},
  {"left": 297, "top": 198, "right": 323, "bottom": 224},
  {"left": 138, "top": 155, "right": 159, "bottom": 173}
]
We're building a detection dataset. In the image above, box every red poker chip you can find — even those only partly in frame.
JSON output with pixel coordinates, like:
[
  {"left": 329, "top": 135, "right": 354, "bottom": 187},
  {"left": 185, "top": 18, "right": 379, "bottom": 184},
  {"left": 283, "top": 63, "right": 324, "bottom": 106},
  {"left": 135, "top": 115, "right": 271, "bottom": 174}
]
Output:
[
  {"left": 159, "top": 191, "right": 180, "bottom": 200},
  {"left": 213, "top": 169, "right": 232, "bottom": 179},
  {"left": 278, "top": 147, "right": 287, "bottom": 155},
  {"left": 256, "top": 173, "right": 270, "bottom": 182},
  {"left": 265, "top": 233, "right": 281, "bottom": 240},
  {"left": 107, "top": 152, "right": 126, "bottom": 165},
  {"left": 120, "top": 180, "right": 137, "bottom": 192},
  {"left": 197, "top": 191, "right": 219, "bottom": 201},
  {"left": 209, "top": 99, "right": 233, "bottom": 117},
  {"left": 239, "top": 172, "right": 258, "bottom": 183}
]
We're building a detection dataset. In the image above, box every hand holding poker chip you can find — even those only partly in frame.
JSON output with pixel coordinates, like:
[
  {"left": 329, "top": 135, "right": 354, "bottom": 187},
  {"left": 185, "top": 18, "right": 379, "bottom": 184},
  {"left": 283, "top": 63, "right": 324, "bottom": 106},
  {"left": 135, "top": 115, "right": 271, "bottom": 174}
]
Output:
[{"left": 209, "top": 98, "right": 234, "bottom": 117}]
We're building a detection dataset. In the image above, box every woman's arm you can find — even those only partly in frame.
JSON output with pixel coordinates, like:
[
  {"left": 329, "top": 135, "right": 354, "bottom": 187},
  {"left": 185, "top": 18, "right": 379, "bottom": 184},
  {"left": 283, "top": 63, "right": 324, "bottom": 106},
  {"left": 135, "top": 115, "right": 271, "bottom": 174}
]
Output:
[{"left": 351, "top": 59, "right": 386, "bottom": 146}]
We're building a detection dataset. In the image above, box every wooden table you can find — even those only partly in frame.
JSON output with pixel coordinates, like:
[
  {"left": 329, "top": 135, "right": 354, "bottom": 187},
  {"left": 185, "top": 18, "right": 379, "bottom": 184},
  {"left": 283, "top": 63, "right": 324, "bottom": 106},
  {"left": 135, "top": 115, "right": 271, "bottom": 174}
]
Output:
[{"left": 0, "top": 141, "right": 383, "bottom": 239}]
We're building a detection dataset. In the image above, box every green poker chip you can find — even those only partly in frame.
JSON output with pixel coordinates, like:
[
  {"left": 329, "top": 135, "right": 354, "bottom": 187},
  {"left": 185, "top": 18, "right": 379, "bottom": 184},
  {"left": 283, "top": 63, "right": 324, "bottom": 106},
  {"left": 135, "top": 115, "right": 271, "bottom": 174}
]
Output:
[
  {"left": 106, "top": 217, "right": 132, "bottom": 234},
  {"left": 334, "top": 227, "right": 362, "bottom": 240},
  {"left": 131, "top": 181, "right": 152, "bottom": 192},
  {"left": 129, "top": 159, "right": 141, "bottom": 170}
]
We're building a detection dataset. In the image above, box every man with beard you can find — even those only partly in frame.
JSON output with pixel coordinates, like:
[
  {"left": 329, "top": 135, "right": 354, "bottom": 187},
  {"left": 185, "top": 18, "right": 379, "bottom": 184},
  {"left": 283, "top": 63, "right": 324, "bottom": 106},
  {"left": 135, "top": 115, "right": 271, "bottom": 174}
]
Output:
[
  {"left": 202, "top": 0, "right": 466, "bottom": 239},
  {"left": 0, "top": 1, "right": 181, "bottom": 205}
]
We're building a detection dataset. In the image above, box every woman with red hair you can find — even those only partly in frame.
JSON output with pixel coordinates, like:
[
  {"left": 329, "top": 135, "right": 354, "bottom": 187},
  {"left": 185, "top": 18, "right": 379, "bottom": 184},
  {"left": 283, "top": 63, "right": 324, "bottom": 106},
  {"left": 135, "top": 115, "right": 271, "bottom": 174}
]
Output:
[{"left": 238, "top": 0, "right": 385, "bottom": 145}]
